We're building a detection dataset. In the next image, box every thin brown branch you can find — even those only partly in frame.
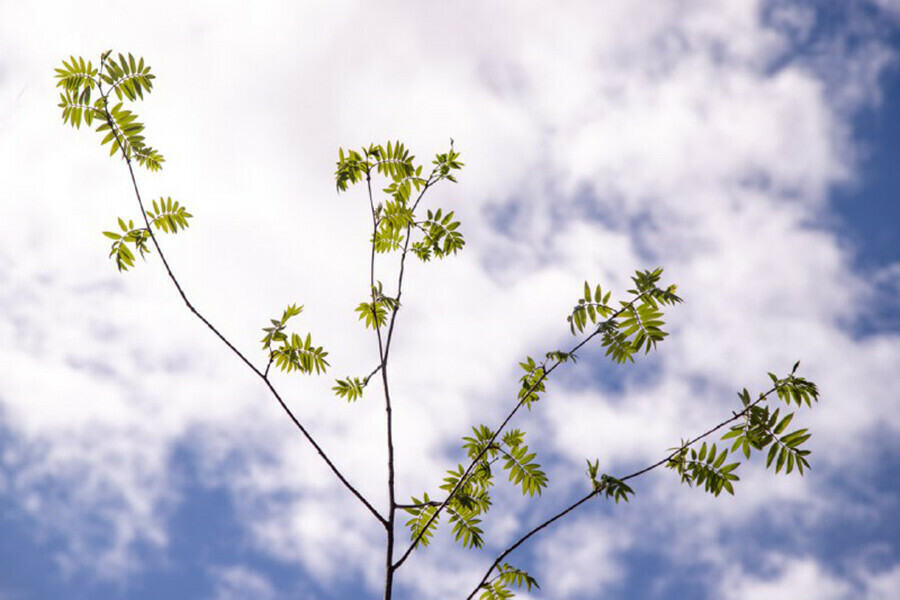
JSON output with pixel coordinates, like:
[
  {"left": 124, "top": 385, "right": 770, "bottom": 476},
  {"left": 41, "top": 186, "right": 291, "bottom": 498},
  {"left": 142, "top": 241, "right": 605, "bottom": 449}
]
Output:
[
  {"left": 97, "top": 73, "right": 385, "bottom": 526},
  {"left": 367, "top": 161, "right": 440, "bottom": 598},
  {"left": 394, "top": 294, "right": 648, "bottom": 570},
  {"left": 464, "top": 385, "right": 778, "bottom": 598},
  {"left": 366, "top": 169, "right": 397, "bottom": 599},
  {"left": 364, "top": 363, "right": 383, "bottom": 384}
]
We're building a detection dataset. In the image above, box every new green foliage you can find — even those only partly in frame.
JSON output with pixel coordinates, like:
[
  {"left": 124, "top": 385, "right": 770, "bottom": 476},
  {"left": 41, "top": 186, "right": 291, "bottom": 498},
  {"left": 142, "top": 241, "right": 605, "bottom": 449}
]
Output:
[
  {"left": 147, "top": 197, "right": 192, "bottom": 234},
  {"left": 57, "top": 52, "right": 163, "bottom": 170},
  {"left": 413, "top": 208, "right": 465, "bottom": 260},
  {"left": 667, "top": 441, "right": 741, "bottom": 497},
  {"left": 479, "top": 564, "right": 539, "bottom": 600},
  {"left": 102, "top": 217, "right": 150, "bottom": 271},
  {"left": 568, "top": 269, "right": 682, "bottom": 364},
  {"left": 718, "top": 365, "right": 819, "bottom": 476},
  {"left": 332, "top": 376, "right": 368, "bottom": 402},
  {"left": 260, "top": 304, "right": 329, "bottom": 375},
  {"left": 58, "top": 51, "right": 822, "bottom": 600},
  {"left": 586, "top": 460, "right": 635, "bottom": 503},
  {"left": 403, "top": 493, "right": 440, "bottom": 548},
  {"left": 356, "top": 282, "right": 398, "bottom": 331},
  {"left": 517, "top": 357, "right": 547, "bottom": 408},
  {"left": 335, "top": 140, "right": 465, "bottom": 269},
  {"left": 500, "top": 436, "right": 548, "bottom": 497}
]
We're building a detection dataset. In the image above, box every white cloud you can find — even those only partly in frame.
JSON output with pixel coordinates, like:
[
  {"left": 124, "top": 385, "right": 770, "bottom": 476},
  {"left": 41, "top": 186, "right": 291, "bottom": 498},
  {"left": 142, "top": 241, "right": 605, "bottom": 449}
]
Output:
[
  {"left": 872, "top": 0, "right": 900, "bottom": 20},
  {"left": 863, "top": 563, "right": 900, "bottom": 600},
  {"left": 721, "top": 556, "right": 855, "bottom": 600},
  {"left": 720, "top": 557, "right": 900, "bottom": 600},
  {"left": 209, "top": 565, "right": 278, "bottom": 600},
  {"left": 1, "top": 0, "right": 899, "bottom": 598},
  {"left": 535, "top": 518, "right": 631, "bottom": 599}
]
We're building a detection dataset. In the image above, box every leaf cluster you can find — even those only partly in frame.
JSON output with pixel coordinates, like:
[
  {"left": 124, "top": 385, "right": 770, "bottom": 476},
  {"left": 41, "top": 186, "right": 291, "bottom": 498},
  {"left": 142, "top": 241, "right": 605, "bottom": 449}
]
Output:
[
  {"left": 668, "top": 365, "right": 818, "bottom": 500},
  {"left": 403, "top": 466, "right": 490, "bottom": 551},
  {"left": 355, "top": 282, "right": 399, "bottom": 330},
  {"left": 771, "top": 367, "right": 820, "bottom": 408},
  {"left": 499, "top": 431, "right": 548, "bottom": 497},
  {"left": 261, "top": 304, "right": 303, "bottom": 349},
  {"left": 261, "top": 305, "right": 329, "bottom": 375},
  {"left": 723, "top": 367, "right": 818, "bottom": 472},
  {"left": 433, "top": 142, "right": 463, "bottom": 182},
  {"left": 412, "top": 208, "right": 465, "bottom": 261},
  {"left": 439, "top": 463, "right": 490, "bottom": 549},
  {"left": 271, "top": 333, "right": 329, "bottom": 375},
  {"left": 332, "top": 376, "right": 367, "bottom": 402},
  {"left": 374, "top": 198, "right": 414, "bottom": 253},
  {"left": 100, "top": 51, "right": 155, "bottom": 101},
  {"left": 403, "top": 493, "right": 440, "bottom": 548},
  {"left": 56, "top": 51, "right": 163, "bottom": 171},
  {"left": 517, "top": 357, "right": 547, "bottom": 408},
  {"left": 479, "top": 564, "right": 539, "bottom": 600},
  {"left": 102, "top": 217, "right": 150, "bottom": 271},
  {"left": 55, "top": 56, "right": 98, "bottom": 95},
  {"left": 586, "top": 460, "right": 635, "bottom": 503},
  {"left": 101, "top": 197, "right": 191, "bottom": 272},
  {"left": 405, "top": 426, "right": 548, "bottom": 552},
  {"left": 568, "top": 269, "right": 682, "bottom": 364},
  {"left": 335, "top": 141, "right": 420, "bottom": 192},
  {"left": 666, "top": 441, "right": 740, "bottom": 496},
  {"left": 568, "top": 281, "right": 614, "bottom": 334},
  {"left": 337, "top": 140, "right": 465, "bottom": 266},
  {"left": 96, "top": 100, "right": 164, "bottom": 171},
  {"left": 55, "top": 56, "right": 99, "bottom": 128},
  {"left": 147, "top": 197, "right": 192, "bottom": 234}
]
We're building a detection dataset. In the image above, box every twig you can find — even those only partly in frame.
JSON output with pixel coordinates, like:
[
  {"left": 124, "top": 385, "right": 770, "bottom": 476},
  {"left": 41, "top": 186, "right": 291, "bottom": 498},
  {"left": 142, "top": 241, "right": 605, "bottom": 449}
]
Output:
[
  {"left": 394, "top": 294, "right": 648, "bottom": 569},
  {"left": 464, "top": 386, "right": 777, "bottom": 598},
  {"left": 97, "top": 68, "right": 385, "bottom": 526}
]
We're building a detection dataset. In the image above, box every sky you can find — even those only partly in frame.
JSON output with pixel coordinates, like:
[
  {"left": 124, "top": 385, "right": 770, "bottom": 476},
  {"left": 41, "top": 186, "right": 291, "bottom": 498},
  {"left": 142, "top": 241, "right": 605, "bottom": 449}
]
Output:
[{"left": 1, "top": 1, "right": 899, "bottom": 599}]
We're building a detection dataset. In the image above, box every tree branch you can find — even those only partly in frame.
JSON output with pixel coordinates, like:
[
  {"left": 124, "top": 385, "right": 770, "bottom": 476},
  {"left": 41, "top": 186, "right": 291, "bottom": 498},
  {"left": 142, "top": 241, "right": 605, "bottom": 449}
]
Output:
[
  {"left": 366, "top": 169, "right": 398, "bottom": 599},
  {"left": 393, "top": 293, "right": 649, "bottom": 570},
  {"left": 97, "top": 70, "right": 385, "bottom": 526},
  {"left": 464, "top": 385, "right": 778, "bottom": 598}
]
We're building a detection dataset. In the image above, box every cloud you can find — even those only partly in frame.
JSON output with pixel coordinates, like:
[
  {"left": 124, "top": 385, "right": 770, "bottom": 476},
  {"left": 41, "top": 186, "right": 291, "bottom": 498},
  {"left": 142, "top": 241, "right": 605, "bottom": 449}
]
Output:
[
  {"left": 864, "top": 563, "right": 900, "bottom": 600},
  {"left": 1, "top": 0, "right": 899, "bottom": 598},
  {"left": 719, "top": 556, "right": 900, "bottom": 600},
  {"left": 872, "top": 0, "right": 900, "bottom": 21},
  {"left": 534, "top": 518, "right": 631, "bottom": 599},
  {"left": 721, "top": 556, "right": 854, "bottom": 600},
  {"left": 208, "top": 565, "right": 278, "bottom": 600}
]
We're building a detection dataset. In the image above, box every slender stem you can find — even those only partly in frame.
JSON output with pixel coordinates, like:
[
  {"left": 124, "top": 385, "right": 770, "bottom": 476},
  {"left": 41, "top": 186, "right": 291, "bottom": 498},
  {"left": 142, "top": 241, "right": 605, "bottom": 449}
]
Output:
[
  {"left": 366, "top": 164, "right": 439, "bottom": 597},
  {"left": 465, "top": 386, "right": 778, "bottom": 598},
  {"left": 97, "top": 75, "right": 385, "bottom": 526},
  {"left": 364, "top": 363, "right": 383, "bottom": 384},
  {"left": 383, "top": 175, "right": 434, "bottom": 360},
  {"left": 366, "top": 171, "right": 397, "bottom": 599},
  {"left": 396, "top": 500, "right": 442, "bottom": 509}
]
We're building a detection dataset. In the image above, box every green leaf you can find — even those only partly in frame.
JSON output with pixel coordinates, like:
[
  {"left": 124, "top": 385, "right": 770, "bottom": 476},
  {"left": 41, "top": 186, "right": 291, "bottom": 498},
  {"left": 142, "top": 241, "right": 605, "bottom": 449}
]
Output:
[
  {"left": 598, "top": 474, "right": 634, "bottom": 503},
  {"left": 501, "top": 443, "right": 548, "bottom": 497},
  {"left": 497, "top": 563, "right": 540, "bottom": 592},
  {"left": 403, "top": 494, "right": 439, "bottom": 548},
  {"left": 355, "top": 300, "right": 388, "bottom": 330},
  {"left": 766, "top": 442, "right": 779, "bottom": 468},
  {"left": 147, "top": 197, "right": 193, "bottom": 233},
  {"left": 447, "top": 503, "right": 484, "bottom": 549},
  {"left": 774, "top": 412, "right": 794, "bottom": 435},
  {"left": 333, "top": 376, "right": 366, "bottom": 402},
  {"left": 464, "top": 425, "right": 499, "bottom": 460}
]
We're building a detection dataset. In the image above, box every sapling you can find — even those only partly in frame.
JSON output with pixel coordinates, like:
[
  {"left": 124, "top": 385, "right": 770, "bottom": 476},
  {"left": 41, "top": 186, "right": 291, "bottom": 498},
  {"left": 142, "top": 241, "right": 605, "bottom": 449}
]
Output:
[{"left": 56, "top": 51, "right": 820, "bottom": 599}]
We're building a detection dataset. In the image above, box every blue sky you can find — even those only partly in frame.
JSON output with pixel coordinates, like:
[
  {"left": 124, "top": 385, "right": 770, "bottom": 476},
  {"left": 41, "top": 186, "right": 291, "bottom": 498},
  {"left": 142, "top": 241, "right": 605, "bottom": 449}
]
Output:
[{"left": 1, "top": 1, "right": 899, "bottom": 599}]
